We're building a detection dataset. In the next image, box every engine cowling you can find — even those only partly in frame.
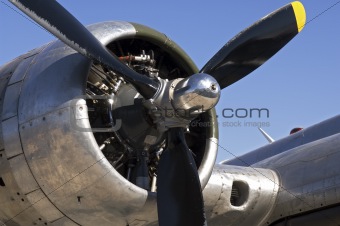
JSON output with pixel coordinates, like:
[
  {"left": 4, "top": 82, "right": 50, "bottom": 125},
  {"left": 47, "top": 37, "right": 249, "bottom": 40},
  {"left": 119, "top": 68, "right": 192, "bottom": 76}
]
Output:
[{"left": 0, "top": 21, "right": 218, "bottom": 225}]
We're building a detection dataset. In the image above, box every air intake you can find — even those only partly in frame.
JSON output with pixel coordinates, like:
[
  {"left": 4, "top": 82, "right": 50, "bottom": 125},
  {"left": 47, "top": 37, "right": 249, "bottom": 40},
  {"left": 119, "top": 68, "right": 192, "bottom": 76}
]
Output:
[{"left": 230, "top": 181, "right": 249, "bottom": 206}]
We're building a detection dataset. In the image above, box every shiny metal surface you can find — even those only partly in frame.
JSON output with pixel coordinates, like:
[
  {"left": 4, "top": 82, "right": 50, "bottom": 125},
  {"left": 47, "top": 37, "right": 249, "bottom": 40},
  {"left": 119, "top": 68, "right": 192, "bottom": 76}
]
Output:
[
  {"left": 144, "top": 73, "right": 220, "bottom": 131},
  {"left": 8, "top": 154, "right": 39, "bottom": 195},
  {"left": 87, "top": 21, "right": 136, "bottom": 45},
  {"left": 1, "top": 17, "right": 339, "bottom": 226},
  {"left": 203, "top": 165, "right": 279, "bottom": 226},
  {"left": 225, "top": 114, "right": 340, "bottom": 166},
  {"left": 15, "top": 20, "right": 153, "bottom": 225},
  {"left": 171, "top": 73, "right": 220, "bottom": 114},
  {"left": 144, "top": 78, "right": 192, "bottom": 131},
  {"left": 254, "top": 133, "right": 340, "bottom": 225},
  {"left": 3, "top": 117, "right": 23, "bottom": 159},
  {"left": 0, "top": 48, "right": 63, "bottom": 225},
  {"left": 2, "top": 82, "right": 21, "bottom": 121},
  {"left": 198, "top": 109, "right": 219, "bottom": 188},
  {"left": 8, "top": 46, "right": 45, "bottom": 85},
  {"left": 0, "top": 21, "right": 218, "bottom": 225},
  {"left": 19, "top": 100, "right": 151, "bottom": 225}
]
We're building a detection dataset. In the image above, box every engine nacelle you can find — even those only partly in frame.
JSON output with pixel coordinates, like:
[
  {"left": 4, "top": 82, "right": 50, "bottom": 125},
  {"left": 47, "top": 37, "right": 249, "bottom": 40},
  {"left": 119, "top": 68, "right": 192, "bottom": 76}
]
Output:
[
  {"left": 203, "top": 165, "right": 279, "bottom": 226},
  {"left": 0, "top": 21, "right": 218, "bottom": 225}
]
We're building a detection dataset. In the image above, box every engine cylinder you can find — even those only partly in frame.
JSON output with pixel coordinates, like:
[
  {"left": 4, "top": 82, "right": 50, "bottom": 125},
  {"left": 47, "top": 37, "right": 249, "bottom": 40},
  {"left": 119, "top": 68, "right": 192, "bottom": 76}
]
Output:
[{"left": 0, "top": 21, "right": 219, "bottom": 225}]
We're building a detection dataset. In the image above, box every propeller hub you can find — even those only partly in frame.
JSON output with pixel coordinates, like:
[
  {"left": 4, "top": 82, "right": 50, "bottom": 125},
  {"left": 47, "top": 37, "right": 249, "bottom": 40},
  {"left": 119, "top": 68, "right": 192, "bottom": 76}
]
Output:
[
  {"left": 144, "top": 73, "right": 220, "bottom": 132},
  {"left": 171, "top": 73, "right": 221, "bottom": 115}
]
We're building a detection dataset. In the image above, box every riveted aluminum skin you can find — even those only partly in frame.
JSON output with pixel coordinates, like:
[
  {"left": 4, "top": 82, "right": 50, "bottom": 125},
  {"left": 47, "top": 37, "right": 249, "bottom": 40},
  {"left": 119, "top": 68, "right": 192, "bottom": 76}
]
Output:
[
  {"left": 254, "top": 133, "right": 340, "bottom": 225},
  {"left": 16, "top": 21, "right": 150, "bottom": 226},
  {"left": 203, "top": 165, "right": 280, "bottom": 226},
  {"left": 0, "top": 45, "right": 69, "bottom": 226},
  {"left": 3, "top": 20, "right": 338, "bottom": 226},
  {"left": 0, "top": 21, "right": 219, "bottom": 225}
]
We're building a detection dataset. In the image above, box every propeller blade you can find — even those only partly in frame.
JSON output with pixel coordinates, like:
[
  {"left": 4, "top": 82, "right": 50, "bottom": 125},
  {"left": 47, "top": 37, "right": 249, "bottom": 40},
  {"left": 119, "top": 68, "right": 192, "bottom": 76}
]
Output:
[
  {"left": 201, "top": 1, "right": 306, "bottom": 89},
  {"left": 157, "top": 128, "right": 206, "bottom": 226},
  {"left": 9, "top": 0, "right": 158, "bottom": 99}
]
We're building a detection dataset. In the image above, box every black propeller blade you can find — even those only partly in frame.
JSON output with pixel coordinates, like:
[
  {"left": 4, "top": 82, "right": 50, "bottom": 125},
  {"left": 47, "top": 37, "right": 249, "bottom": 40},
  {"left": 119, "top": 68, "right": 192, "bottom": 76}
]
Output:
[
  {"left": 156, "top": 2, "right": 305, "bottom": 225},
  {"left": 157, "top": 128, "right": 206, "bottom": 226},
  {"left": 201, "top": 1, "right": 306, "bottom": 89},
  {"left": 9, "top": 0, "right": 158, "bottom": 99},
  {"left": 10, "top": 1, "right": 306, "bottom": 225}
]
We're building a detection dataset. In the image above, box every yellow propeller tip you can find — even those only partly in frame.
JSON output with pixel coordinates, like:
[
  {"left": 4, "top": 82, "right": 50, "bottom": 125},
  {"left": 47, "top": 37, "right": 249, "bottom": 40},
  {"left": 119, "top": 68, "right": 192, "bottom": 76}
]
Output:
[{"left": 291, "top": 1, "right": 306, "bottom": 32}]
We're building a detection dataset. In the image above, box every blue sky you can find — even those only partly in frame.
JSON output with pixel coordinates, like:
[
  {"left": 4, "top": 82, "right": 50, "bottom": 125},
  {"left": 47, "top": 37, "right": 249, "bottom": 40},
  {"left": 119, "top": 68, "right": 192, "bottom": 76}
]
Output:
[{"left": 1, "top": 1, "right": 339, "bottom": 163}]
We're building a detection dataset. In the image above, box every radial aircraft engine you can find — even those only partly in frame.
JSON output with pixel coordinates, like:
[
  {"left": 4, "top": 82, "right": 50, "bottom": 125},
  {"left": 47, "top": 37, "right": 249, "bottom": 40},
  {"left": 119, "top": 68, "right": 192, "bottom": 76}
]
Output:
[{"left": 0, "top": 0, "right": 308, "bottom": 225}]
